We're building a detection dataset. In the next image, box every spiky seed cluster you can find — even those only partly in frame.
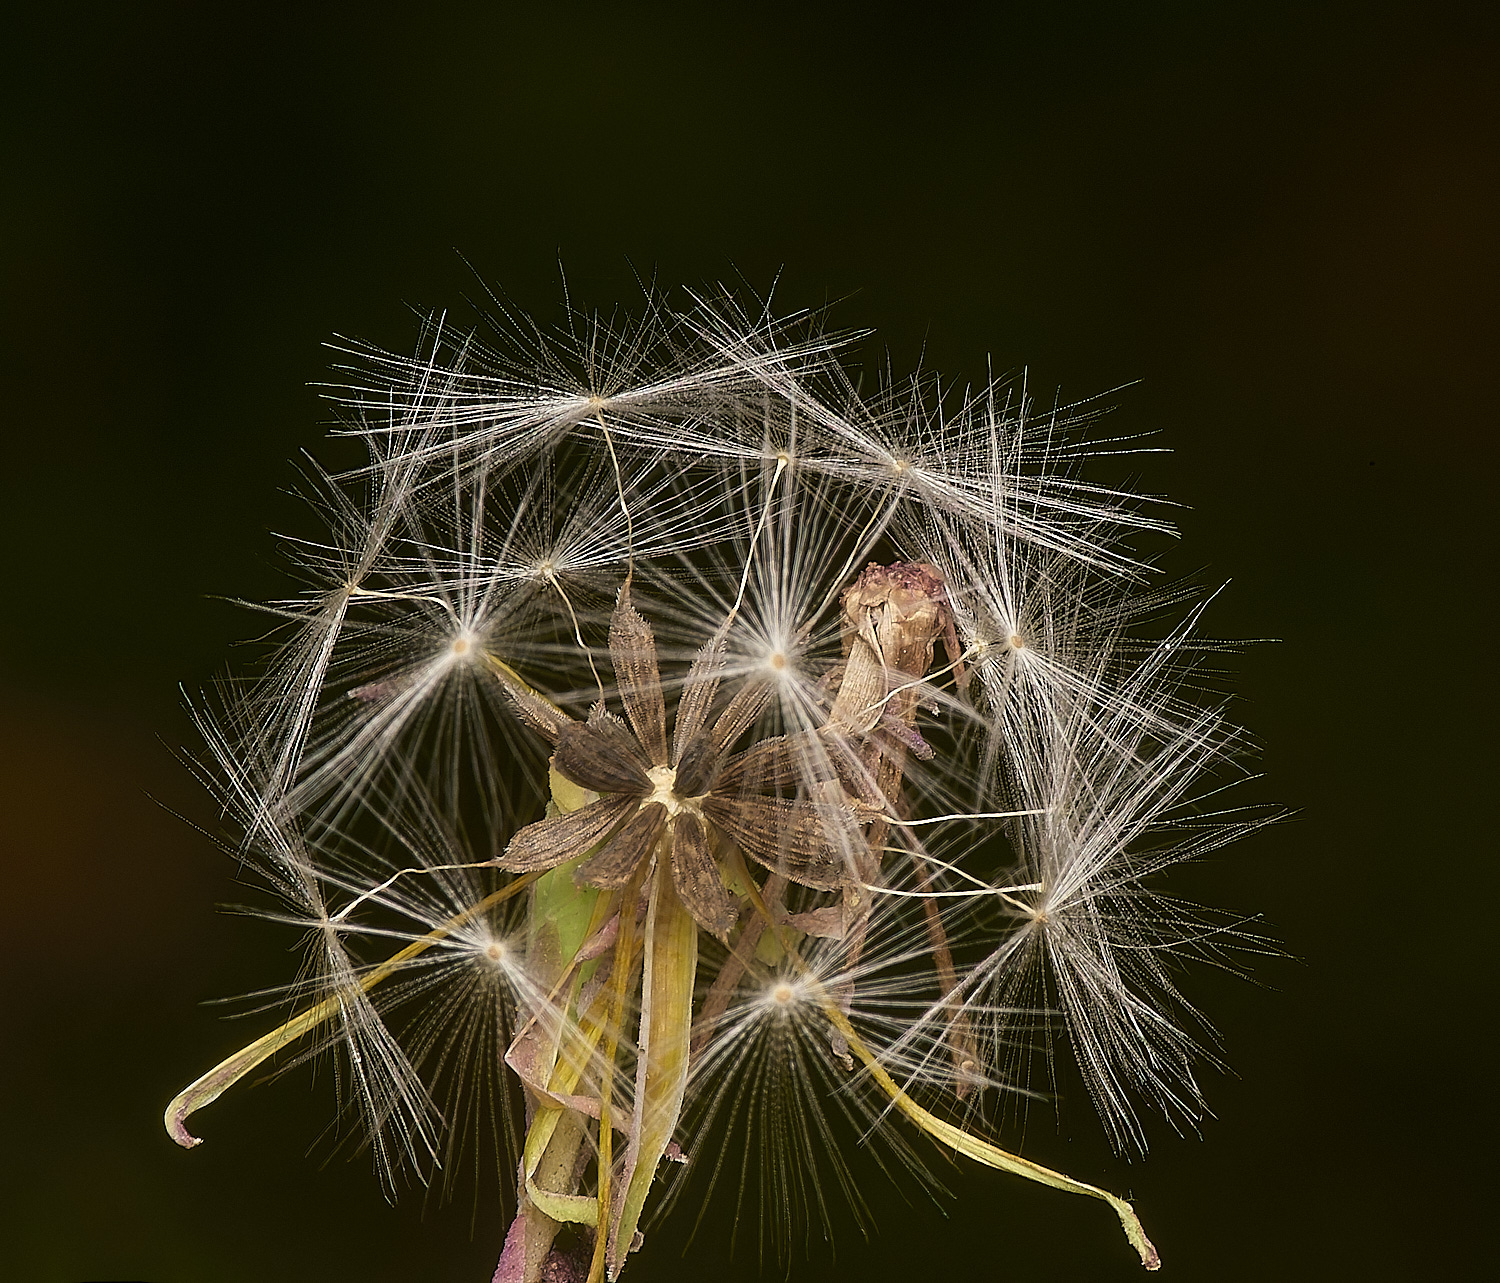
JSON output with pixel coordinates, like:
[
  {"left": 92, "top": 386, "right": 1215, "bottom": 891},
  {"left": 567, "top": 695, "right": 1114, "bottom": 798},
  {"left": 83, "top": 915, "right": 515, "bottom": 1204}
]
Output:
[
  {"left": 496, "top": 584, "right": 851, "bottom": 938},
  {"left": 169, "top": 284, "right": 1269, "bottom": 1278}
]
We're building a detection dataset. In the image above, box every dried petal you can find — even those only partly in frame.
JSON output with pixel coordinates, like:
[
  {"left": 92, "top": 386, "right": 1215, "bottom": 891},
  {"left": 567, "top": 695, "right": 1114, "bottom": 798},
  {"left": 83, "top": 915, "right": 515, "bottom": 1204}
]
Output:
[
  {"left": 785, "top": 905, "right": 846, "bottom": 939},
  {"left": 707, "top": 678, "right": 773, "bottom": 756},
  {"left": 497, "top": 794, "right": 637, "bottom": 872},
  {"left": 671, "top": 731, "right": 720, "bottom": 798},
  {"left": 503, "top": 683, "right": 578, "bottom": 743},
  {"left": 609, "top": 587, "right": 669, "bottom": 766},
  {"left": 703, "top": 794, "right": 848, "bottom": 890},
  {"left": 671, "top": 627, "right": 729, "bottom": 766},
  {"left": 575, "top": 801, "right": 668, "bottom": 888},
  {"left": 553, "top": 721, "right": 650, "bottom": 795},
  {"left": 715, "top": 731, "right": 836, "bottom": 796},
  {"left": 669, "top": 811, "right": 738, "bottom": 938}
]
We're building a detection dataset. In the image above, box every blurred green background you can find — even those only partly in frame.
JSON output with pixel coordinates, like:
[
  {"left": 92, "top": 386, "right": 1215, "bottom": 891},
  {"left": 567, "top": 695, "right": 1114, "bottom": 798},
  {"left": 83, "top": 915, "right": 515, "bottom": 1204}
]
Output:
[{"left": 2, "top": 3, "right": 1492, "bottom": 1280}]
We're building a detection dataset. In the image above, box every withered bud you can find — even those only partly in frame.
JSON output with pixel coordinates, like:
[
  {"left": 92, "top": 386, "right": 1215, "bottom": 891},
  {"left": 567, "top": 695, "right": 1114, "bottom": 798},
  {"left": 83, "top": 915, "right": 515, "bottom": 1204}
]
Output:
[
  {"left": 832, "top": 562, "right": 956, "bottom": 741},
  {"left": 840, "top": 561, "right": 954, "bottom": 679}
]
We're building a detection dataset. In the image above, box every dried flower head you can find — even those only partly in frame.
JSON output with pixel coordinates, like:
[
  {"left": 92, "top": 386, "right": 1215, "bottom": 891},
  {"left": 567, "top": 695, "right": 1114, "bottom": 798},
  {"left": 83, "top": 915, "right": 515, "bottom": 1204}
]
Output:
[{"left": 166, "top": 283, "right": 1272, "bottom": 1280}]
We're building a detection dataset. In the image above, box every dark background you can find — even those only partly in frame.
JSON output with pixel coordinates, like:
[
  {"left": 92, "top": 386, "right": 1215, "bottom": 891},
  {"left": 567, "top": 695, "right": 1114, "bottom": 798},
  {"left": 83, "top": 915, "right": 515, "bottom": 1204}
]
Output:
[{"left": 3, "top": 3, "right": 1493, "bottom": 1280}]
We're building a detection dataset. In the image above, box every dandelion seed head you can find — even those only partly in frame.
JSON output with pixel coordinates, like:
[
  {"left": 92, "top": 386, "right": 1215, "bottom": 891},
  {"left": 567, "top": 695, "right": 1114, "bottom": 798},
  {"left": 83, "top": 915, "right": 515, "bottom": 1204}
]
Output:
[{"left": 174, "top": 280, "right": 1270, "bottom": 1271}]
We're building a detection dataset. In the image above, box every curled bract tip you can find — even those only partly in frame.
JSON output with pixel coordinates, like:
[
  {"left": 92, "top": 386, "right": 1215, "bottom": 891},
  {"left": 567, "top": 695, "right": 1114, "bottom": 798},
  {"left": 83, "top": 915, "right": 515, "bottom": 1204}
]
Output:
[
  {"left": 164, "top": 1095, "right": 204, "bottom": 1149},
  {"left": 1123, "top": 1209, "right": 1161, "bottom": 1270}
]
